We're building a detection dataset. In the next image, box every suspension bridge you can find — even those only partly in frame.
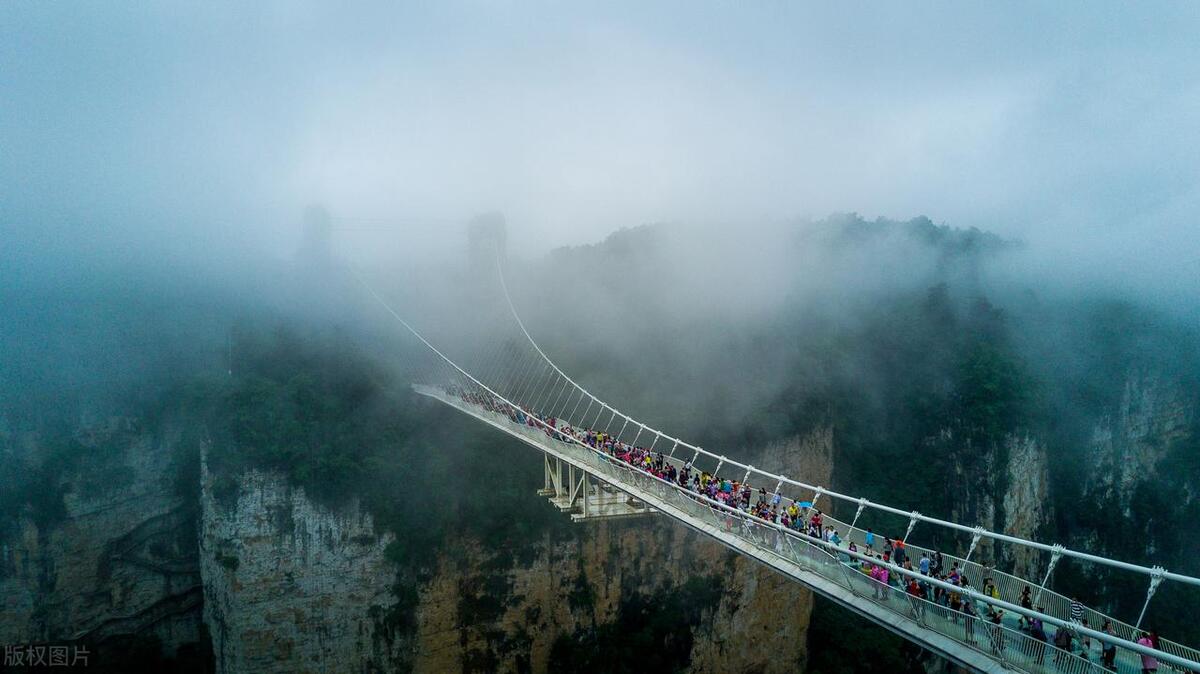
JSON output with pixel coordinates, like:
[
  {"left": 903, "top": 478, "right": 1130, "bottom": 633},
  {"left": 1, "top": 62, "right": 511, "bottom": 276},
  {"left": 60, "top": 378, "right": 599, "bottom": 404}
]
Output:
[{"left": 352, "top": 259, "right": 1200, "bottom": 674}]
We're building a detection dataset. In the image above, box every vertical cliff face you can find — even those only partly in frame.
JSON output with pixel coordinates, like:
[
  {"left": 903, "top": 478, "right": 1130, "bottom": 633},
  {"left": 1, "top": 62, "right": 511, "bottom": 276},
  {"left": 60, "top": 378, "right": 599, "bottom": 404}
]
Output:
[
  {"left": 926, "top": 366, "right": 1197, "bottom": 640},
  {"left": 198, "top": 449, "right": 399, "bottom": 674},
  {"left": 1000, "top": 433, "right": 1052, "bottom": 578},
  {"left": 1084, "top": 370, "right": 1195, "bottom": 521},
  {"left": 410, "top": 521, "right": 725, "bottom": 673},
  {"left": 1069, "top": 368, "right": 1198, "bottom": 633},
  {"left": 933, "top": 369, "right": 1194, "bottom": 577},
  {"left": 404, "top": 426, "right": 834, "bottom": 674},
  {"left": 933, "top": 427, "right": 1052, "bottom": 577},
  {"left": 407, "top": 521, "right": 813, "bottom": 674},
  {"left": 687, "top": 429, "right": 834, "bottom": 674},
  {"left": 0, "top": 417, "right": 205, "bottom": 660}
]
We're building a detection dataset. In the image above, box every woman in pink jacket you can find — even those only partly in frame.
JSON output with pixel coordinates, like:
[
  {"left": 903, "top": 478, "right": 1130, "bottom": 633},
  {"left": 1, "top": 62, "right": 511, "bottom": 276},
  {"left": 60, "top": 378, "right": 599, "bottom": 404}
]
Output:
[{"left": 1137, "top": 632, "right": 1158, "bottom": 674}]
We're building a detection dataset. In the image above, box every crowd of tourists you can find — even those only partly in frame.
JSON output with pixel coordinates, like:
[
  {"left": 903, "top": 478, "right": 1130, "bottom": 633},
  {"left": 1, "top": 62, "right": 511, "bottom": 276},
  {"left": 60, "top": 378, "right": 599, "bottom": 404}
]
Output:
[{"left": 451, "top": 386, "right": 1168, "bottom": 673}]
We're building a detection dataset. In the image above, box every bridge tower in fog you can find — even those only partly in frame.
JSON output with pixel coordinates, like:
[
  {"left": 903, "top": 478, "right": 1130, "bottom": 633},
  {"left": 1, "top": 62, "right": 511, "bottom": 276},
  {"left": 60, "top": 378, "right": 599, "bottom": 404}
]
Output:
[
  {"left": 468, "top": 211, "right": 507, "bottom": 270},
  {"left": 297, "top": 204, "right": 334, "bottom": 272}
]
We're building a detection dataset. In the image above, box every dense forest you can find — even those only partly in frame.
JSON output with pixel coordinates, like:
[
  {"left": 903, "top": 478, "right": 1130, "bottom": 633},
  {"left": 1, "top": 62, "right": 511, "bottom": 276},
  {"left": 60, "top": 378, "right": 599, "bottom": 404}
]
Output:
[{"left": 2, "top": 214, "right": 1197, "bottom": 671}]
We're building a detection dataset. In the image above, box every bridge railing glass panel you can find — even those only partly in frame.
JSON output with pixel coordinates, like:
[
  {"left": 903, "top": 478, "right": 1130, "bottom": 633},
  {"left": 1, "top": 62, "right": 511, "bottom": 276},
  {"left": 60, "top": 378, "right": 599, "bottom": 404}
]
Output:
[
  {"left": 428, "top": 386, "right": 1189, "bottom": 674},
  {"left": 576, "top": 446, "right": 1112, "bottom": 673}
]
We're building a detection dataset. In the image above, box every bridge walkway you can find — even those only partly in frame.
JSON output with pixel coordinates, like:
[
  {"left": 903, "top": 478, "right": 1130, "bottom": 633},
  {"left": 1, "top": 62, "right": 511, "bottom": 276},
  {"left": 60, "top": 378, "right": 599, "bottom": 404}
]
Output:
[{"left": 420, "top": 385, "right": 1178, "bottom": 674}]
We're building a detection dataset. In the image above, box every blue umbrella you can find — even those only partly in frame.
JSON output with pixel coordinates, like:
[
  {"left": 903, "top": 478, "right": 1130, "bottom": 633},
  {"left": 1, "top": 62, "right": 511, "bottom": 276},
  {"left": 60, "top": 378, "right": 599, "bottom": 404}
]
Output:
[{"left": 799, "top": 501, "right": 813, "bottom": 508}]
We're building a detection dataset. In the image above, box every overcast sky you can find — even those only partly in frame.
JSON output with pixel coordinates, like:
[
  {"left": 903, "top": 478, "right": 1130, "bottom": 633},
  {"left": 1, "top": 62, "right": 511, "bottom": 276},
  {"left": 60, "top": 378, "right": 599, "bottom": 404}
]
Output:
[{"left": 2, "top": 2, "right": 1198, "bottom": 295}]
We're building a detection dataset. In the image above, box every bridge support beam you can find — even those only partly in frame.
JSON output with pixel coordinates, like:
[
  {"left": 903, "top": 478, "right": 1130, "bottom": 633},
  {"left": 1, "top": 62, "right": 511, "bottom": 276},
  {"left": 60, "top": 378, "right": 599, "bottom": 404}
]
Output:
[
  {"left": 846, "top": 498, "right": 868, "bottom": 542},
  {"left": 537, "top": 451, "right": 654, "bottom": 521},
  {"left": 964, "top": 526, "right": 984, "bottom": 562},
  {"left": 903, "top": 511, "right": 920, "bottom": 544},
  {"left": 1135, "top": 566, "right": 1166, "bottom": 629},
  {"left": 538, "top": 454, "right": 563, "bottom": 497},
  {"left": 1033, "top": 544, "right": 1064, "bottom": 606}
]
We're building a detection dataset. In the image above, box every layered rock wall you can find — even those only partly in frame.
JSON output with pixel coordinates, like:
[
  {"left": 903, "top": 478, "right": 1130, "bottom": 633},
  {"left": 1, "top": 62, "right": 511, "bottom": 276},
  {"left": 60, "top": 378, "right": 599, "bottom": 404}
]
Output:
[
  {"left": 0, "top": 418, "right": 202, "bottom": 656},
  {"left": 198, "top": 450, "right": 398, "bottom": 674},
  {"left": 407, "top": 426, "right": 835, "bottom": 674},
  {"left": 1085, "top": 370, "right": 1194, "bottom": 517}
]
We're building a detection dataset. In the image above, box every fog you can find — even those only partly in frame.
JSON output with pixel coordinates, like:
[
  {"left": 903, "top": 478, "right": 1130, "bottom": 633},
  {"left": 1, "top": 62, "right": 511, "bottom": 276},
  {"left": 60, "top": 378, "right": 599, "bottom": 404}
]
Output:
[
  {"left": 2, "top": 1, "right": 1199, "bottom": 422},
  {"left": 6, "top": 4, "right": 1200, "bottom": 657},
  {"left": 3, "top": 1, "right": 1199, "bottom": 306}
]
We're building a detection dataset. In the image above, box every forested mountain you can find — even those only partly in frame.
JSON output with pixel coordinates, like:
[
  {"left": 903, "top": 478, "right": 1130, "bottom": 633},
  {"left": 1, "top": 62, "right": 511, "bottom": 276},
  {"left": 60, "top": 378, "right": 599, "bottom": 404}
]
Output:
[{"left": 2, "top": 214, "right": 1196, "bottom": 673}]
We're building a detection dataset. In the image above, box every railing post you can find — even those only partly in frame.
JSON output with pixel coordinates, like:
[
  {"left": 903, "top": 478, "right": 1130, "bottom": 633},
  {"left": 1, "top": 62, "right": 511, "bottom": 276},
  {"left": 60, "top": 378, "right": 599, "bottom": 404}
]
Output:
[
  {"left": 964, "top": 526, "right": 984, "bottom": 562},
  {"left": 1135, "top": 566, "right": 1166, "bottom": 629},
  {"left": 743, "top": 465, "right": 753, "bottom": 485},
  {"left": 845, "top": 498, "right": 868, "bottom": 541},
  {"left": 1033, "top": 544, "right": 1064, "bottom": 606},
  {"left": 907, "top": 594, "right": 927, "bottom": 627},
  {"left": 631, "top": 424, "right": 643, "bottom": 448},
  {"left": 811, "top": 486, "right": 824, "bottom": 510},
  {"left": 903, "top": 511, "right": 920, "bottom": 543},
  {"left": 714, "top": 456, "right": 725, "bottom": 475},
  {"left": 834, "top": 544, "right": 864, "bottom": 598}
]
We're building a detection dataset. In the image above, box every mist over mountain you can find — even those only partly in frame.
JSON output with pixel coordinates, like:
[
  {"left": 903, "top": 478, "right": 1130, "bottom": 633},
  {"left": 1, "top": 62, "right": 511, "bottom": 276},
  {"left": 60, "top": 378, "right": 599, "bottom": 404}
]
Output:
[
  {"left": 2, "top": 210, "right": 1197, "bottom": 671},
  {"left": 4, "top": 2, "right": 1200, "bottom": 671}
]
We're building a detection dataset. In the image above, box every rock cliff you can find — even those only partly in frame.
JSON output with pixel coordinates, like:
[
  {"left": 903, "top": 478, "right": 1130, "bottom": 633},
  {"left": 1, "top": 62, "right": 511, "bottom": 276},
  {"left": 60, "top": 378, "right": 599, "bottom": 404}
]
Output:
[
  {"left": 1085, "top": 370, "right": 1195, "bottom": 519},
  {"left": 0, "top": 417, "right": 205, "bottom": 664},
  {"left": 8, "top": 364, "right": 1192, "bottom": 670},
  {"left": 403, "top": 426, "right": 834, "bottom": 674},
  {"left": 198, "top": 448, "right": 399, "bottom": 673},
  {"left": 935, "top": 427, "right": 1052, "bottom": 577}
]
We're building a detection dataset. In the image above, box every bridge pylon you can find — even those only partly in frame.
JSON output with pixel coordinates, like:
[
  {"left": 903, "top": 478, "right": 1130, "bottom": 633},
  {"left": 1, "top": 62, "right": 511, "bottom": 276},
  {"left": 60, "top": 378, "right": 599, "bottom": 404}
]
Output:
[{"left": 538, "top": 453, "right": 654, "bottom": 522}]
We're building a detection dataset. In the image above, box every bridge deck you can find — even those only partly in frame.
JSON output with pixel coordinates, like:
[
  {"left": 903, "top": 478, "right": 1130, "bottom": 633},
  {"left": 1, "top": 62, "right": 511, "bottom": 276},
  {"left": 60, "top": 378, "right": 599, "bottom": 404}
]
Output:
[{"left": 418, "top": 385, "right": 1163, "bottom": 674}]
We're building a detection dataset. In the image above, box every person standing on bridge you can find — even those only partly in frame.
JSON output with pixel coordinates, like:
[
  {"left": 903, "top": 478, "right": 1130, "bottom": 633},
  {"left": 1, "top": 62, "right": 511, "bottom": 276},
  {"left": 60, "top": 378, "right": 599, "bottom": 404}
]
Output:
[
  {"left": 1053, "top": 622, "right": 1075, "bottom": 668},
  {"left": 1029, "top": 618, "right": 1049, "bottom": 665},
  {"left": 987, "top": 606, "right": 1006, "bottom": 655},
  {"left": 983, "top": 578, "right": 1000, "bottom": 603},
  {"left": 963, "top": 598, "right": 979, "bottom": 645},
  {"left": 865, "top": 528, "right": 875, "bottom": 551},
  {"left": 1020, "top": 586, "right": 1033, "bottom": 611},
  {"left": 1070, "top": 596, "right": 1085, "bottom": 624},
  {"left": 1137, "top": 631, "right": 1158, "bottom": 673},
  {"left": 1100, "top": 620, "right": 1117, "bottom": 670},
  {"left": 948, "top": 579, "right": 962, "bottom": 617}
]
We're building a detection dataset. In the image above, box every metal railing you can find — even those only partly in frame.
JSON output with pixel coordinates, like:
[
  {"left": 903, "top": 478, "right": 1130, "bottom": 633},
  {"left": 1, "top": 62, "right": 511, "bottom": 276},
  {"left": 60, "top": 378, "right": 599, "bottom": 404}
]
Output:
[
  {"left": 352, "top": 268, "right": 1197, "bottom": 673},
  {"left": 488, "top": 252, "right": 1200, "bottom": 602},
  {"left": 434, "top": 388, "right": 1197, "bottom": 674},
  {"left": 814, "top": 510, "right": 1197, "bottom": 670}
]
